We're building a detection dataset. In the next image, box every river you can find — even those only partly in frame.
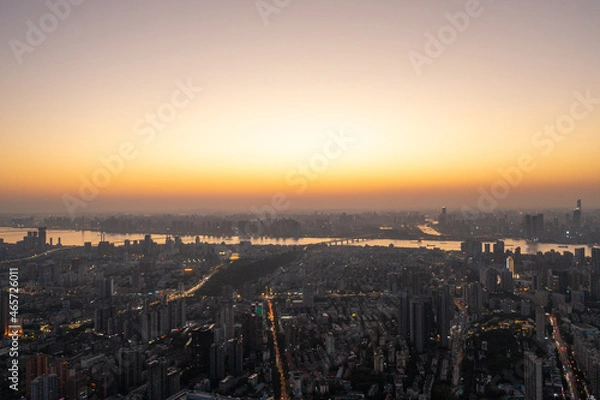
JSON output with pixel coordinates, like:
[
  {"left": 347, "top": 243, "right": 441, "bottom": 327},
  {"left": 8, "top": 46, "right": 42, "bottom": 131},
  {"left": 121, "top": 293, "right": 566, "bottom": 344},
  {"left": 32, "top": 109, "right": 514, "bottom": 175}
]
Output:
[{"left": 0, "top": 227, "right": 596, "bottom": 255}]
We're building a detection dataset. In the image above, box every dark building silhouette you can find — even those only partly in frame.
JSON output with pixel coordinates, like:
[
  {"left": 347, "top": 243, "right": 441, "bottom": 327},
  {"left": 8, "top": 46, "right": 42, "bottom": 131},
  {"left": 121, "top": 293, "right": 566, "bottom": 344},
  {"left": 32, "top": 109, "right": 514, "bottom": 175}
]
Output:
[
  {"left": 227, "top": 337, "right": 244, "bottom": 377},
  {"left": 147, "top": 358, "right": 169, "bottom": 400},
  {"left": 25, "top": 354, "right": 49, "bottom": 398},
  {"left": 573, "top": 199, "right": 582, "bottom": 227},
  {"left": 30, "top": 373, "right": 58, "bottom": 400},
  {"left": 410, "top": 295, "right": 433, "bottom": 354},
  {"left": 191, "top": 326, "right": 214, "bottom": 372},
  {"left": 210, "top": 343, "right": 226, "bottom": 381}
]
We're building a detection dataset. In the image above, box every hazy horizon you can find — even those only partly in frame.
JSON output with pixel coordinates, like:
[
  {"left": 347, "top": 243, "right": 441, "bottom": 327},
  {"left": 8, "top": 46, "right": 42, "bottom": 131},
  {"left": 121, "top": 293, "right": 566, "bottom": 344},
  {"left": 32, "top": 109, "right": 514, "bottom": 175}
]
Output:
[{"left": 1, "top": 1, "right": 599, "bottom": 214}]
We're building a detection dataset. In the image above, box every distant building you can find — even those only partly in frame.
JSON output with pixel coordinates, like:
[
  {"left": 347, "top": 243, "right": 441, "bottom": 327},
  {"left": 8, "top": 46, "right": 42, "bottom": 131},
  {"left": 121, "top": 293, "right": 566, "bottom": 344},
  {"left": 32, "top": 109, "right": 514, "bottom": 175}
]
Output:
[
  {"left": 573, "top": 199, "right": 582, "bottom": 226},
  {"left": 38, "top": 227, "right": 47, "bottom": 248},
  {"left": 506, "top": 256, "right": 515, "bottom": 274}
]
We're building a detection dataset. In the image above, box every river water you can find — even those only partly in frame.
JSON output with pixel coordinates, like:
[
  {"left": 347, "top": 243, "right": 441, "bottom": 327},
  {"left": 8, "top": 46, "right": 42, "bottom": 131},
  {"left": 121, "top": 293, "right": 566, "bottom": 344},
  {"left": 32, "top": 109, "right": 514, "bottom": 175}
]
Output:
[{"left": 0, "top": 227, "right": 596, "bottom": 255}]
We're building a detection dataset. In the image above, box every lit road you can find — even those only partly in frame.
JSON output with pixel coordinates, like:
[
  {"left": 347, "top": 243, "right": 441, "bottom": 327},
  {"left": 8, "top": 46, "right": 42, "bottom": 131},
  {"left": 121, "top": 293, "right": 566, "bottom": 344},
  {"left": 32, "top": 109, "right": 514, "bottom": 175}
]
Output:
[
  {"left": 167, "top": 263, "right": 223, "bottom": 302},
  {"left": 267, "top": 298, "right": 289, "bottom": 400},
  {"left": 452, "top": 299, "right": 468, "bottom": 388},
  {"left": 550, "top": 315, "right": 580, "bottom": 400},
  {"left": 0, "top": 246, "right": 77, "bottom": 265}
]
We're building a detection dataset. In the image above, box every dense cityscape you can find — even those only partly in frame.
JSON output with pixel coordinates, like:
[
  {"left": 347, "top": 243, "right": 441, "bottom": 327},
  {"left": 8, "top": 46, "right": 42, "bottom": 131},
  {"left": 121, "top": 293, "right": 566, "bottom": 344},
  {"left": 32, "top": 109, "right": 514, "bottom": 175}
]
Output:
[{"left": 1, "top": 203, "right": 599, "bottom": 400}]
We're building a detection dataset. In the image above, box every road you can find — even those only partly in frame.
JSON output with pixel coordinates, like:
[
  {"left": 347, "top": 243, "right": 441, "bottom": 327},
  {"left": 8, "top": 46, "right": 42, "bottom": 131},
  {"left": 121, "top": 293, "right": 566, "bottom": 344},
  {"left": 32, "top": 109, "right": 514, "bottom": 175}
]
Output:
[
  {"left": 0, "top": 246, "right": 77, "bottom": 265},
  {"left": 452, "top": 299, "right": 469, "bottom": 388},
  {"left": 550, "top": 315, "right": 581, "bottom": 400},
  {"left": 167, "top": 263, "right": 223, "bottom": 302},
  {"left": 267, "top": 298, "right": 289, "bottom": 400}
]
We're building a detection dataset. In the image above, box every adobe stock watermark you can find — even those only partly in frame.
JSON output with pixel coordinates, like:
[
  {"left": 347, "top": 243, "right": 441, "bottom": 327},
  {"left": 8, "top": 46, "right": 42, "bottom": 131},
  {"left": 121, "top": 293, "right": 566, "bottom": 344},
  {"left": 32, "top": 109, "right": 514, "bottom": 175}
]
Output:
[
  {"left": 62, "top": 79, "right": 203, "bottom": 216},
  {"left": 462, "top": 88, "right": 600, "bottom": 217},
  {"left": 244, "top": 126, "right": 356, "bottom": 236},
  {"left": 256, "top": 0, "right": 292, "bottom": 26},
  {"left": 8, "top": 0, "right": 86, "bottom": 65},
  {"left": 408, "top": 0, "right": 494, "bottom": 76}
]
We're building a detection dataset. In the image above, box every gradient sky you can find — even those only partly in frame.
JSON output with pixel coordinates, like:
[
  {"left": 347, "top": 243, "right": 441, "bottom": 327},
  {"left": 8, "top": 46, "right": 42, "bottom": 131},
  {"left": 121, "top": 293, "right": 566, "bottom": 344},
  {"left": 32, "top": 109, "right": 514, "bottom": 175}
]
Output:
[{"left": 1, "top": 0, "right": 599, "bottom": 214}]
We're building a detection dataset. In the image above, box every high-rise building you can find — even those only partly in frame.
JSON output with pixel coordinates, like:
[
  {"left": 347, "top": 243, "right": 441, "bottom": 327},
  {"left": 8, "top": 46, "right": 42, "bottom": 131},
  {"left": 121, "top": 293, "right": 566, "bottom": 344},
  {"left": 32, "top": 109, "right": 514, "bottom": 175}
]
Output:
[
  {"left": 30, "top": 374, "right": 58, "bottom": 400},
  {"left": 410, "top": 295, "right": 433, "bottom": 354},
  {"left": 38, "top": 227, "right": 47, "bottom": 248},
  {"left": 191, "top": 326, "right": 214, "bottom": 372},
  {"left": 439, "top": 206, "right": 447, "bottom": 225},
  {"left": 575, "top": 247, "right": 586, "bottom": 266},
  {"left": 218, "top": 304, "right": 235, "bottom": 340},
  {"left": 574, "top": 199, "right": 582, "bottom": 226},
  {"left": 524, "top": 352, "right": 543, "bottom": 400},
  {"left": 241, "top": 313, "right": 262, "bottom": 357},
  {"left": 118, "top": 346, "right": 141, "bottom": 394},
  {"left": 25, "top": 354, "right": 49, "bottom": 398},
  {"left": 506, "top": 256, "right": 515, "bottom": 274},
  {"left": 465, "top": 282, "right": 483, "bottom": 318},
  {"left": 97, "top": 278, "right": 113, "bottom": 299},
  {"left": 147, "top": 358, "right": 168, "bottom": 400},
  {"left": 493, "top": 240, "right": 505, "bottom": 260},
  {"left": 210, "top": 343, "right": 226, "bottom": 381},
  {"left": 501, "top": 269, "right": 514, "bottom": 293},
  {"left": 303, "top": 283, "right": 315, "bottom": 308},
  {"left": 593, "top": 248, "right": 600, "bottom": 274},
  {"left": 50, "top": 359, "right": 68, "bottom": 399},
  {"left": 535, "top": 307, "right": 546, "bottom": 343},
  {"left": 461, "top": 240, "right": 482, "bottom": 258},
  {"left": 166, "top": 368, "right": 181, "bottom": 396},
  {"left": 398, "top": 290, "right": 410, "bottom": 338},
  {"left": 326, "top": 332, "right": 335, "bottom": 356},
  {"left": 227, "top": 337, "right": 243, "bottom": 377}
]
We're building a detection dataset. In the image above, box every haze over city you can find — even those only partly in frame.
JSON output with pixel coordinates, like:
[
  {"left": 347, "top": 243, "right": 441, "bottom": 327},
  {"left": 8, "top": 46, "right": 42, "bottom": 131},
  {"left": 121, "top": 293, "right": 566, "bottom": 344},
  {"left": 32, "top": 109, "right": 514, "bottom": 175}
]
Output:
[{"left": 1, "top": 0, "right": 600, "bottom": 214}]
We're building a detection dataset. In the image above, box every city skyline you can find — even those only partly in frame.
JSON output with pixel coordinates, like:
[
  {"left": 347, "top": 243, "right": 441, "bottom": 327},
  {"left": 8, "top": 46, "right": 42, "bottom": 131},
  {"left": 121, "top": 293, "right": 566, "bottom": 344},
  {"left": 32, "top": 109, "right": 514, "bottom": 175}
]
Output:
[{"left": 1, "top": 0, "right": 600, "bottom": 214}]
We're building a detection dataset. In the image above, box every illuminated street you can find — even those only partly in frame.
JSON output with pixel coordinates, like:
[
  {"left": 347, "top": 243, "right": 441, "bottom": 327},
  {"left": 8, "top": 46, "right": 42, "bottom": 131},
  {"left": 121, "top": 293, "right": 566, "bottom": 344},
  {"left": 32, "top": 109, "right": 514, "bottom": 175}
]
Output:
[{"left": 267, "top": 298, "right": 289, "bottom": 400}]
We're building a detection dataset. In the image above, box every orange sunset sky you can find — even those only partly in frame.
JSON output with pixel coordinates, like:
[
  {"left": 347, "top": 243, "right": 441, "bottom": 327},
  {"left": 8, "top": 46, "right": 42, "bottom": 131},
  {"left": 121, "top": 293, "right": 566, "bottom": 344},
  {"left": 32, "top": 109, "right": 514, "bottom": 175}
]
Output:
[{"left": 1, "top": 0, "right": 599, "bottom": 214}]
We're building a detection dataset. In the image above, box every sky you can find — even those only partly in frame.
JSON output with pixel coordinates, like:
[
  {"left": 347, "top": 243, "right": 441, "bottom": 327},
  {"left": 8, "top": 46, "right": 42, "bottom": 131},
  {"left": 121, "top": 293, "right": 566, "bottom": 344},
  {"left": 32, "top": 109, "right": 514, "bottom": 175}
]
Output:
[{"left": 1, "top": 0, "right": 599, "bottom": 215}]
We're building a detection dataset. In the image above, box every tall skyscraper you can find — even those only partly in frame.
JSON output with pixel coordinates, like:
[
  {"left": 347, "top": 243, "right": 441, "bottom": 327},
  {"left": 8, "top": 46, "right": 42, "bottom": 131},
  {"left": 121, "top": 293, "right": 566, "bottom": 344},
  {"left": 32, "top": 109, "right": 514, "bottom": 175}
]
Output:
[
  {"left": 439, "top": 206, "right": 447, "bottom": 225},
  {"left": 524, "top": 352, "right": 543, "bottom": 400},
  {"left": 574, "top": 199, "right": 582, "bottom": 227}
]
